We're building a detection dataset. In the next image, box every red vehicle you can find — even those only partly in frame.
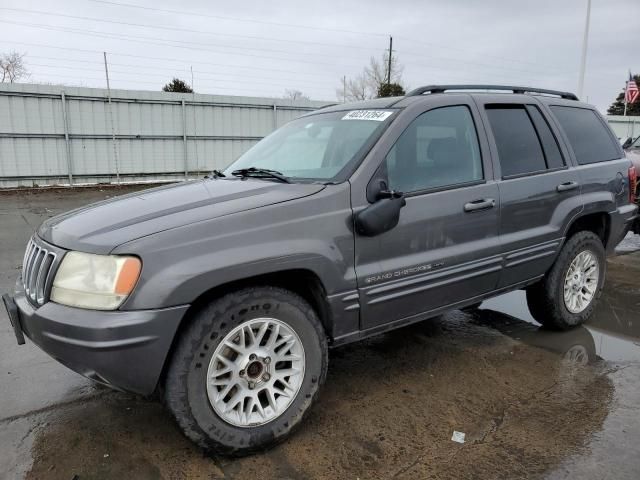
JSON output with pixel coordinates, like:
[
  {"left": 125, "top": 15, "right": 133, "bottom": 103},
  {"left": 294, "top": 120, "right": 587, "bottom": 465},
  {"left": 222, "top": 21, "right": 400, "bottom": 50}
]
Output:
[{"left": 623, "top": 136, "right": 640, "bottom": 233}]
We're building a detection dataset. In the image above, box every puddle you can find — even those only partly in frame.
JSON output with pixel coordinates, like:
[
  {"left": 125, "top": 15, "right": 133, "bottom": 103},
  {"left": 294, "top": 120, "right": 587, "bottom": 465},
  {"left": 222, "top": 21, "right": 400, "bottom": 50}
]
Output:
[{"left": 480, "top": 285, "right": 640, "bottom": 365}]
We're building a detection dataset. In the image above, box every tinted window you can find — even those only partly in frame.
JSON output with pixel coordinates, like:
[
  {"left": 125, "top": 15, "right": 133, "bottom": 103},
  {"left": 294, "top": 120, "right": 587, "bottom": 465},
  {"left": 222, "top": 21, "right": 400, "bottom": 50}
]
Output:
[
  {"left": 526, "top": 106, "right": 565, "bottom": 169},
  {"left": 486, "top": 106, "right": 546, "bottom": 177},
  {"left": 550, "top": 106, "right": 620, "bottom": 164},
  {"left": 384, "top": 106, "right": 483, "bottom": 193}
]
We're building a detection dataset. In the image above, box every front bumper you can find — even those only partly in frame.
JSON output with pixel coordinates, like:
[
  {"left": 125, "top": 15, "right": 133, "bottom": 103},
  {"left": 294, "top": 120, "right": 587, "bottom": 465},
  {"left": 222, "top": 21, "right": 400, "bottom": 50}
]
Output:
[{"left": 6, "top": 280, "right": 189, "bottom": 395}]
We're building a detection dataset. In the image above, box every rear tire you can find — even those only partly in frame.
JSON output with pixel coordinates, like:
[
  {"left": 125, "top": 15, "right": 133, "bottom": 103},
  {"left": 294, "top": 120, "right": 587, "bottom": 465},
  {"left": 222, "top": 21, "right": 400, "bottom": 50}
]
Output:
[
  {"left": 526, "top": 231, "right": 605, "bottom": 330},
  {"left": 165, "top": 286, "right": 328, "bottom": 456}
]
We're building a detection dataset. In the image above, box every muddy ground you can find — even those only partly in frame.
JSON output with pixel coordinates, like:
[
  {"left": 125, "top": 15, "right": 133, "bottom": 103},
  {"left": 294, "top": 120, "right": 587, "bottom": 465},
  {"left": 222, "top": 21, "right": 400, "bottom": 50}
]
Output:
[{"left": 1, "top": 184, "right": 639, "bottom": 479}]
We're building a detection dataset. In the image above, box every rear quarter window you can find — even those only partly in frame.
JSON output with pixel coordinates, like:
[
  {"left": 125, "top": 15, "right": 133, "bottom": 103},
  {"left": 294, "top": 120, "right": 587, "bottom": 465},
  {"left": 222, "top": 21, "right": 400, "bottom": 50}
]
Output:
[{"left": 550, "top": 106, "right": 620, "bottom": 165}]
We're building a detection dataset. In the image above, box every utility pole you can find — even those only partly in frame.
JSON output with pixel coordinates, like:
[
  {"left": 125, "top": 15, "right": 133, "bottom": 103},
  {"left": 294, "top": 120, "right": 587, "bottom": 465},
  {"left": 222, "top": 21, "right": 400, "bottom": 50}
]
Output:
[
  {"left": 103, "top": 52, "right": 119, "bottom": 184},
  {"left": 577, "top": 0, "right": 591, "bottom": 99},
  {"left": 342, "top": 75, "right": 346, "bottom": 103},
  {"left": 387, "top": 36, "right": 393, "bottom": 87},
  {"left": 190, "top": 65, "right": 199, "bottom": 177}
]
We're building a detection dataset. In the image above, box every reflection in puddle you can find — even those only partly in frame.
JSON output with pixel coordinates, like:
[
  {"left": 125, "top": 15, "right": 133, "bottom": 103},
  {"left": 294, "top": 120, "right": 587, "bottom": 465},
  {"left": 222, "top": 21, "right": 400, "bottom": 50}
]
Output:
[{"left": 480, "top": 287, "right": 640, "bottom": 364}]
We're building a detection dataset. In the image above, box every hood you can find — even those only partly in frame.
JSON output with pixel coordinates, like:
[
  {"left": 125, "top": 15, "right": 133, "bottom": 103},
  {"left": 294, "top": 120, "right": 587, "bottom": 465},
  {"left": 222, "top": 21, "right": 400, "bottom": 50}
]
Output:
[{"left": 39, "top": 179, "right": 325, "bottom": 254}]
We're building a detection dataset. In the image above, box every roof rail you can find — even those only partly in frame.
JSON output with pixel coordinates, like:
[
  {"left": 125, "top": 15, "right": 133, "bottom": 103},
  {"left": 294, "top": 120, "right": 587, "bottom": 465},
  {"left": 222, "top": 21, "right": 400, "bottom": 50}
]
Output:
[{"left": 405, "top": 84, "right": 579, "bottom": 101}]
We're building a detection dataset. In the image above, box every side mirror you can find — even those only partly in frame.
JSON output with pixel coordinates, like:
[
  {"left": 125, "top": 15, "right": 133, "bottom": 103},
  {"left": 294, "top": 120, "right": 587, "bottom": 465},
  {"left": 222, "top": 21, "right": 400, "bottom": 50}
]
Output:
[
  {"left": 622, "top": 137, "right": 633, "bottom": 150},
  {"left": 355, "top": 190, "right": 406, "bottom": 237}
]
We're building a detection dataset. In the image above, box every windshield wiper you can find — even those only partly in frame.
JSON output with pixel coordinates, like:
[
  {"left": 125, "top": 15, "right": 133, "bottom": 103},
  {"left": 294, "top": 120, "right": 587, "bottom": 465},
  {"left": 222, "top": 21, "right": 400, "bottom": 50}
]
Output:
[
  {"left": 205, "top": 169, "right": 226, "bottom": 179},
  {"left": 231, "top": 167, "right": 291, "bottom": 183}
]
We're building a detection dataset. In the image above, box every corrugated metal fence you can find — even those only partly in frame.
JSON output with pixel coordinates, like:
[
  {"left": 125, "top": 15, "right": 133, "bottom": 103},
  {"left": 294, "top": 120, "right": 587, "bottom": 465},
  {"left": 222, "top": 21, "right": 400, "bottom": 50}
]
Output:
[
  {"left": 3, "top": 84, "right": 635, "bottom": 189},
  {"left": 0, "top": 83, "right": 331, "bottom": 188},
  {"left": 606, "top": 115, "right": 640, "bottom": 142}
]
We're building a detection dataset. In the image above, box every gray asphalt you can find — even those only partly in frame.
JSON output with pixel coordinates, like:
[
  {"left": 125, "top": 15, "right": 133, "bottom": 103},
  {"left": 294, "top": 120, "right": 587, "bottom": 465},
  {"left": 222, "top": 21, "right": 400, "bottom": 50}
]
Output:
[{"left": 1, "top": 185, "right": 640, "bottom": 479}]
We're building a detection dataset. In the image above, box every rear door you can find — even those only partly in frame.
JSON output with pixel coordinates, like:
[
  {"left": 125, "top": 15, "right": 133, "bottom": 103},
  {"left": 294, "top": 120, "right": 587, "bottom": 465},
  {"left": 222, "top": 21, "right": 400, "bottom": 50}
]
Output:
[
  {"left": 475, "top": 96, "right": 582, "bottom": 287},
  {"left": 351, "top": 97, "right": 501, "bottom": 331},
  {"left": 545, "top": 104, "right": 631, "bottom": 223}
]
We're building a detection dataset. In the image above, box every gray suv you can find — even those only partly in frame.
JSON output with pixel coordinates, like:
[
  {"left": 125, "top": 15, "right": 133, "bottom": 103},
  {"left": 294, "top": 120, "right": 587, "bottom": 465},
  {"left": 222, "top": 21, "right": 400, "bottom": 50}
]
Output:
[{"left": 3, "top": 85, "right": 637, "bottom": 455}]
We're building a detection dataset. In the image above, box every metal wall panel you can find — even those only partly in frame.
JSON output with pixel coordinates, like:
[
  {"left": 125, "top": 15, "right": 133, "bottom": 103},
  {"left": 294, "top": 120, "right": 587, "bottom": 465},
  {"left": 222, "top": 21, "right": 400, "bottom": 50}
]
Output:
[
  {"left": 0, "top": 83, "right": 332, "bottom": 188},
  {"left": 606, "top": 115, "right": 639, "bottom": 141}
]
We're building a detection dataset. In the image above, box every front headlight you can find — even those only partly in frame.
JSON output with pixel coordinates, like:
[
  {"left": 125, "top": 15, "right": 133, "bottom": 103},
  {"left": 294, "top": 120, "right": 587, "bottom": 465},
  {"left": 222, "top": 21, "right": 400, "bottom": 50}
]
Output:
[{"left": 51, "top": 252, "right": 141, "bottom": 310}]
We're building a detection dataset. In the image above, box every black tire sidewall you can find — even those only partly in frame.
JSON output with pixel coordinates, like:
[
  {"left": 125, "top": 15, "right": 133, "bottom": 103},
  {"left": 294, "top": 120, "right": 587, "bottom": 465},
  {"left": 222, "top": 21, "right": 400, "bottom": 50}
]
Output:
[
  {"left": 536, "top": 232, "right": 606, "bottom": 329},
  {"left": 168, "top": 287, "right": 327, "bottom": 455}
]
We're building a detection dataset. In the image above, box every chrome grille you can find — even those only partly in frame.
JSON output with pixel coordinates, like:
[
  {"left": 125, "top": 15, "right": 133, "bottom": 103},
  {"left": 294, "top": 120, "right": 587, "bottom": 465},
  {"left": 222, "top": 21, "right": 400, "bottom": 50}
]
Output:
[{"left": 22, "top": 238, "right": 57, "bottom": 306}]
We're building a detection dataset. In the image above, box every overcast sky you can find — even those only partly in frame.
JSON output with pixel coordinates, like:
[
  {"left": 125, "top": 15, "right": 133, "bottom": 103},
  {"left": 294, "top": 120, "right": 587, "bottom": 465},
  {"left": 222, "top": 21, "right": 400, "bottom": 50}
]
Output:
[{"left": 0, "top": 0, "right": 637, "bottom": 112}]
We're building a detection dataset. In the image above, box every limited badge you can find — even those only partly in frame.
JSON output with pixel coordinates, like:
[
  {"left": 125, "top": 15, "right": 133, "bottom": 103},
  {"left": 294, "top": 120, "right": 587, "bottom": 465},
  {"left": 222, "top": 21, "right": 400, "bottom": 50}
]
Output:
[{"left": 341, "top": 110, "right": 394, "bottom": 121}]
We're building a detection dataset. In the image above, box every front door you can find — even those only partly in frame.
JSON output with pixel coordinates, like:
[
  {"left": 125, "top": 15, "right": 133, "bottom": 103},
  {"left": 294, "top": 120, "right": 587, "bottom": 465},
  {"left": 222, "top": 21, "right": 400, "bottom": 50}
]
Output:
[{"left": 353, "top": 101, "right": 501, "bottom": 331}]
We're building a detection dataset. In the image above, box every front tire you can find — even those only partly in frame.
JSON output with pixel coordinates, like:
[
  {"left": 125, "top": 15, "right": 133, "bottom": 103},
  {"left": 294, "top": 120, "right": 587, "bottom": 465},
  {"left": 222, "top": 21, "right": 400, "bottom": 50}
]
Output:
[
  {"left": 165, "top": 286, "right": 328, "bottom": 456},
  {"left": 526, "top": 231, "right": 605, "bottom": 330}
]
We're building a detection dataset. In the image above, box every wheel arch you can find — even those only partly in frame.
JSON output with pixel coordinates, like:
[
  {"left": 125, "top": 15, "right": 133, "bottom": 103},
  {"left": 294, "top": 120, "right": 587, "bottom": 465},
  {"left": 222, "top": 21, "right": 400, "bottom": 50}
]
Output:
[
  {"left": 156, "top": 268, "right": 333, "bottom": 393},
  {"left": 563, "top": 211, "right": 611, "bottom": 248}
]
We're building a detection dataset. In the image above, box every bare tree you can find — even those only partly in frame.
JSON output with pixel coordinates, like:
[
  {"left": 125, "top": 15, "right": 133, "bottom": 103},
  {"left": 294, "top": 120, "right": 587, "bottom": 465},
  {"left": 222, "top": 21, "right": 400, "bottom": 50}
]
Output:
[
  {"left": 337, "top": 51, "right": 406, "bottom": 102},
  {"left": 283, "top": 89, "right": 310, "bottom": 101},
  {"left": 364, "top": 52, "right": 403, "bottom": 91},
  {"left": 336, "top": 74, "right": 370, "bottom": 102},
  {"left": 1, "top": 51, "right": 29, "bottom": 83}
]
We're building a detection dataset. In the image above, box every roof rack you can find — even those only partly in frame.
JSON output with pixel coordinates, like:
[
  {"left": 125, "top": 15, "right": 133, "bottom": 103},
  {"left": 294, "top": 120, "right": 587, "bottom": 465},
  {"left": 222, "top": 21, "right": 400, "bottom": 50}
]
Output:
[{"left": 405, "top": 84, "right": 579, "bottom": 101}]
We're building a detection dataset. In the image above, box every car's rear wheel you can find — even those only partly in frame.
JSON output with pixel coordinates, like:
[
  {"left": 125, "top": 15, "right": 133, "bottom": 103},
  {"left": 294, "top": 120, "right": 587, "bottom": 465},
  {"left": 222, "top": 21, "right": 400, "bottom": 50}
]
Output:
[
  {"left": 526, "top": 231, "right": 605, "bottom": 330},
  {"left": 165, "top": 286, "right": 328, "bottom": 456}
]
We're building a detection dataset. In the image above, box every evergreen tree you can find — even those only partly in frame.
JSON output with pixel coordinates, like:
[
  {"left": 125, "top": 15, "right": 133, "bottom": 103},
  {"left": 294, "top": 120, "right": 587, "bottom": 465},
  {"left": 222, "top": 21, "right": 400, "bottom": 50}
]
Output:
[
  {"left": 377, "top": 83, "right": 406, "bottom": 98},
  {"left": 162, "top": 78, "right": 193, "bottom": 93},
  {"left": 607, "top": 74, "right": 640, "bottom": 116}
]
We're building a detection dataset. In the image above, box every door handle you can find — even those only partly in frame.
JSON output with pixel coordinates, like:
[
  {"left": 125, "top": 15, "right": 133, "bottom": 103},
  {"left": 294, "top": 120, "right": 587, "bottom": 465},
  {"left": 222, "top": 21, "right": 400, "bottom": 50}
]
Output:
[
  {"left": 557, "top": 181, "right": 579, "bottom": 192},
  {"left": 464, "top": 198, "right": 496, "bottom": 212}
]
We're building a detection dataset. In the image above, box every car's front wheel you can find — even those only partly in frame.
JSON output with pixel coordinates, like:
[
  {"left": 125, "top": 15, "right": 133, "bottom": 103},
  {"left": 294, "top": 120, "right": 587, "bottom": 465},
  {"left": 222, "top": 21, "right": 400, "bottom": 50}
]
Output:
[
  {"left": 526, "top": 231, "right": 605, "bottom": 330},
  {"left": 165, "top": 286, "right": 327, "bottom": 456}
]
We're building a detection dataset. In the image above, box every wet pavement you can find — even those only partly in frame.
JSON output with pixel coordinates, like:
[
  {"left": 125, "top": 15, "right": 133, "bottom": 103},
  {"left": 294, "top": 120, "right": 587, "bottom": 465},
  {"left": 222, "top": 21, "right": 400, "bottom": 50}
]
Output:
[{"left": 1, "top": 185, "right": 639, "bottom": 479}]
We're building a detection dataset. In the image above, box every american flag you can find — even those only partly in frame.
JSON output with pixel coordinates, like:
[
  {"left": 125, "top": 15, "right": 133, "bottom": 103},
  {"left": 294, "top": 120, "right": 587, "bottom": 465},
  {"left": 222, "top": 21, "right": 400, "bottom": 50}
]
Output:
[{"left": 625, "top": 73, "right": 639, "bottom": 104}]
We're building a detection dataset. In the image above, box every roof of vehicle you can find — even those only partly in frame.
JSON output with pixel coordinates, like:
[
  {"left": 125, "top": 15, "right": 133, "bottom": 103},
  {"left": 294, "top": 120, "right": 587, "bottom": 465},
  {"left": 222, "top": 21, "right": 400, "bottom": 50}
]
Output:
[{"left": 312, "top": 85, "right": 593, "bottom": 114}]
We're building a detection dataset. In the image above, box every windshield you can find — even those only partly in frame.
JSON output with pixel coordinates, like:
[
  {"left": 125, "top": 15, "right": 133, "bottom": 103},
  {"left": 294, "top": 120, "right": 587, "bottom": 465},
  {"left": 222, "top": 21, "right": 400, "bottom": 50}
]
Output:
[
  {"left": 224, "top": 110, "right": 395, "bottom": 181},
  {"left": 630, "top": 136, "right": 640, "bottom": 148}
]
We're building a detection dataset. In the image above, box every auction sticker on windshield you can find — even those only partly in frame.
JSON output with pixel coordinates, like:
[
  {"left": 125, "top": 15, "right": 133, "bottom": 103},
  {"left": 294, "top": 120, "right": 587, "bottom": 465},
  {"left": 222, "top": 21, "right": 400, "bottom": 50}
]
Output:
[{"left": 342, "top": 110, "right": 394, "bottom": 121}]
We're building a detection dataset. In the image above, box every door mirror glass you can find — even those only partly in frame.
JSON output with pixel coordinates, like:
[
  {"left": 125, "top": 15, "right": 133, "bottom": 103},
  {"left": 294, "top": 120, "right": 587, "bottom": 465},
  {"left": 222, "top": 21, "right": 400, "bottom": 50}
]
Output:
[{"left": 355, "top": 192, "right": 406, "bottom": 236}]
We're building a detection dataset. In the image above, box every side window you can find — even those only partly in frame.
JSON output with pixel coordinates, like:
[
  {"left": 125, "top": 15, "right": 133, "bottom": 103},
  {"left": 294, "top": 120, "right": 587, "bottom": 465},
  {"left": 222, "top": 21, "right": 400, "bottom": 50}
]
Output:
[
  {"left": 526, "top": 106, "right": 565, "bottom": 170},
  {"left": 550, "top": 106, "right": 620, "bottom": 164},
  {"left": 384, "top": 105, "right": 483, "bottom": 193},
  {"left": 485, "top": 106, "right": 547, "bottom": 177}
]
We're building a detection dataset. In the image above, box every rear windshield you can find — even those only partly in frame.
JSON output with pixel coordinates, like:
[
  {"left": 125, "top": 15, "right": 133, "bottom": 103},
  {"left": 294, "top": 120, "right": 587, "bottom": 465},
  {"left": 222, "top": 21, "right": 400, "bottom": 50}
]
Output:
[
  {"left": 550, "top": 106, "right": 620, "bottom": 164},
  {"left": 224, "top": 110, "right": 395, "bottom": 181}
]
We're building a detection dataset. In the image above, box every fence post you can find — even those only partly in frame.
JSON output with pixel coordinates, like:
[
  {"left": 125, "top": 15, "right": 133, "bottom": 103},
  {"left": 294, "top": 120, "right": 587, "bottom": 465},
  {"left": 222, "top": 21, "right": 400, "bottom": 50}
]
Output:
[
  {"left": 103, "top": 52, "right": 120, "bottom": 184},
  {"left": 60, "top": 91, "right": 73, "bottom": 185},
  {"left": 182, "top": 99, "right": 188, "bottom": 179},
  {"left": 273, "top": 104, "right": 277, "bottom": 130}
]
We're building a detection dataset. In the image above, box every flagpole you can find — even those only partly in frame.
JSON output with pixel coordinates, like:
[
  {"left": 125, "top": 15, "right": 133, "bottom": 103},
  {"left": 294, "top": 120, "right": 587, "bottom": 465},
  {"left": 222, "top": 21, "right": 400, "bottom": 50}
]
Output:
[
  {"left": 624, "top": 72, "right": 629, "bottom": 117},
  {"left": 624, "top": 96, "right": 628, "bottom": 117},
  {"left": 577, "top": 0, "right": 591, "bottom": 98}
]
